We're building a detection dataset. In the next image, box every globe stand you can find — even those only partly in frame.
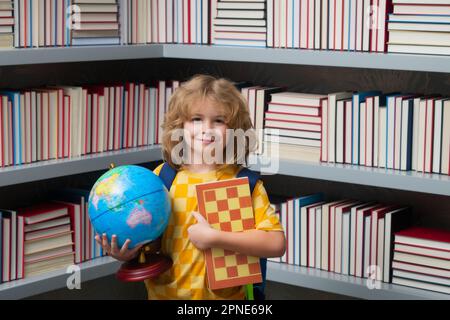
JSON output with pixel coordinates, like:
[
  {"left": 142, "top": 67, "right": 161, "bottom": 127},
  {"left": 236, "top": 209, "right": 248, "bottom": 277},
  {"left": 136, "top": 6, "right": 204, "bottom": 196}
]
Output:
[{"left": 116, "top": 237, "right": 172, "bottom": 282}]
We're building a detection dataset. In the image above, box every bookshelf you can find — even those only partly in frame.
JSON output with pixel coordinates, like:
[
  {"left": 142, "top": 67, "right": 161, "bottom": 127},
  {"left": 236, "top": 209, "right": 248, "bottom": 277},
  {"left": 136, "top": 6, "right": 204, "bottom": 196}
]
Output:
[
  {"left": 0, "top": 44, "right": 449, "bottom": 300},
  {"left": 250, "top": 155, "right": 450, "bottom": 197},
  {"left": 0, "top": 145, "right": 162, "bottom": 188},
  {"left": 266, "top": 261, "right": 450, "bottom": 300},
  {"left": 0, "top": 256, "right": 120, "bottom": 300},
  {"left": 0, "top": 44, "right": 449, "bottom": 74}
]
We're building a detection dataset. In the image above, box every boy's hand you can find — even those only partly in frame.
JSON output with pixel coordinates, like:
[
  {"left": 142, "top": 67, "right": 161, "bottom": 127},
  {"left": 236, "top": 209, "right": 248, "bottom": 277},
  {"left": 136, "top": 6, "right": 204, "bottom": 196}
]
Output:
[
  {"left": 188, "top": 212, "right": 219, "bottom": 250},
  {"left": 95, "top": 233, "right": 143, "bottom": 262}
]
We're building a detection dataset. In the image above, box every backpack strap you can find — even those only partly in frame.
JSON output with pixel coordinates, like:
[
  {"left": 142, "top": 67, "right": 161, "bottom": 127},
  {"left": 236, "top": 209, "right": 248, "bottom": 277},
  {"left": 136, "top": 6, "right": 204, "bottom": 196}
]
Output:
[
  {"left": 236, "top": 167, "right": 267, "bottom": 300},
  {"left": 236, "top": 167, "right": 260, "bottom": 196},
  {"left": 159, "top": 163, "right": 178, "bottom": 191}
]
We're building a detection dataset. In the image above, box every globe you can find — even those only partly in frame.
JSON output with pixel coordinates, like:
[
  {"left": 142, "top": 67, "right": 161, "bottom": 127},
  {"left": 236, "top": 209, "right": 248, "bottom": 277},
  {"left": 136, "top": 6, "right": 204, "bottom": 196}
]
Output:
[{"left": 88, "top": 165, "right": 171, "bottom": 249}]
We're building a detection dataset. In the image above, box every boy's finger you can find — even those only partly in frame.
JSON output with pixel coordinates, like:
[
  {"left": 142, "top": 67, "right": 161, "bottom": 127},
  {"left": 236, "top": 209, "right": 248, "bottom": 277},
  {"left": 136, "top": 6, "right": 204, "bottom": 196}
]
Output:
[
  {"left": 101, "top": 234, "right": 111, "bottom": 254},
  {"left": 191, "top": 211, "right": 207, "bottom": 224},
  {"left": 120, "top": 239, "right": 131, "bottom": 255},
  {"left": 111, "top": 235, "right": 119, "bottom": 253}
]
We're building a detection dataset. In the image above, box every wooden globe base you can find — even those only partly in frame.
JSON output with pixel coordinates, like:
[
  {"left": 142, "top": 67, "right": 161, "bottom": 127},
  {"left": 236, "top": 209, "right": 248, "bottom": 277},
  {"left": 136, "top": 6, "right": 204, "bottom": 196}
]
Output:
[
  {"left": 116, "top": 238, "right": 172, "bottom": 282},
  {"left": 116, "top": 253, "right": 172, "bottom": 282}
]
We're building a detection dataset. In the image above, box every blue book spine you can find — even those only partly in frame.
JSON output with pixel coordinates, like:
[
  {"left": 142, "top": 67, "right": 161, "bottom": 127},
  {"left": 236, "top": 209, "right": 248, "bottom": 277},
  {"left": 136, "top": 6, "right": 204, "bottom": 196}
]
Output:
[
  {"left": 352, "top": 91, "right": 381, "bottom": 165},
  {"left": 1, "top": 92, "right": 21, "bottom": 165}
]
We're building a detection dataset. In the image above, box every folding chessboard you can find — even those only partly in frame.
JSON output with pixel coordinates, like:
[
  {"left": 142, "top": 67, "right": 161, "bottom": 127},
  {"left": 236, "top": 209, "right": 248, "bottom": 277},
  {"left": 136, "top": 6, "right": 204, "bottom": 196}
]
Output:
[{"left": 196, "top": 177, "right": 262, "bottom": 290}]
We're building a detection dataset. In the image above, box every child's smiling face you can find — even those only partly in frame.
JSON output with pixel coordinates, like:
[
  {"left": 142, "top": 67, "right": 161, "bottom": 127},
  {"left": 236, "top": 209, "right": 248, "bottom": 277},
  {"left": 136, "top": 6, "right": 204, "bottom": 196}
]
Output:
[{"left": 183, "top": 97, "right": 229, "bottom": 161}]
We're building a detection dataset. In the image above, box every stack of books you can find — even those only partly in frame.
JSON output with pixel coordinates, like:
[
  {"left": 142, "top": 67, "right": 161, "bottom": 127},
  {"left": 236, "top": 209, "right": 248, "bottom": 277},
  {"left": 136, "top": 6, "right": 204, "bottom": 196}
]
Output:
[
  {"left": 264, "top": 92, "right": 326, "bottom": 148},
  {"left": 388, "top": 0, "right": 450, "bottom": 55},
  {"left": 72, "top": 0, "right": 120, "bottom": 46},
  {"left": 18, "top": 203, "right": 74, "bottom": 279},
  {"left": 212, "top": 0, "right": 267, "bottom": 47},
  {"left": 392, "top": 227, "right": 450, "bottom": 294},
  {"left": 0, "top": 189, "right": 106, "bottom": 283},
  {"left": 268, "top": 0, "right": 391, "bottom": 52},
  {"left": 0, "top": 0, "right": 13, "bottom": 47}
]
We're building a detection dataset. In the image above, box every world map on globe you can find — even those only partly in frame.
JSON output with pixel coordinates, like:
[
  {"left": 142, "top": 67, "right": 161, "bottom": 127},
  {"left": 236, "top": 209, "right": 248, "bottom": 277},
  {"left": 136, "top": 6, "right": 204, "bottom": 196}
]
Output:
[{"left": 88, "top": 165, "right": 171, "bottom": 248}]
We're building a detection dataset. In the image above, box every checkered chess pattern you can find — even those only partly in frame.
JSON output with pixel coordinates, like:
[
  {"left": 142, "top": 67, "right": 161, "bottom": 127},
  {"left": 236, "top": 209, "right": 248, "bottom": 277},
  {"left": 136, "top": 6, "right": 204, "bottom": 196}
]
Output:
[
  {"left": 144, "top": 164, "right": 283, "bottom": 300},
  {"left": 213, "top": 249, "right": 261, "bottom": 281},
  {"left": 203, "top": 184, "right": 255, "bottom": 232}
]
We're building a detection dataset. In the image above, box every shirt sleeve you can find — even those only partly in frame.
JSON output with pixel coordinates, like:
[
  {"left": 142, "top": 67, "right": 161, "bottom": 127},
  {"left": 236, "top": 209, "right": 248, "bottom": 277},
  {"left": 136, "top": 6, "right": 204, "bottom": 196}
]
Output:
[
  {"left": 153, "top": 163, "right": 164, "bottom": 176},
  {"left": 252, "top": 180, "right": 283, "bottom": 232}
]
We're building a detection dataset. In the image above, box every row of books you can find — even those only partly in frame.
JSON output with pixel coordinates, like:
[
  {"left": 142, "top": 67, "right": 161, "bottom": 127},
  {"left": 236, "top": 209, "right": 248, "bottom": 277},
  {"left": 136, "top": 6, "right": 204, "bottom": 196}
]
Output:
[
  {"left": 321, "top": 92, "right": 450, "bottom": 175},
  {"left": 268, "top": 0, "right": 389, "bottom": 52},
  {"left": 124, "top": 0, "right": 210, "bottom": 45},
  {"left": 269, "top": 194, "right": 413, "bottom": 283},
  {"left": 0, "top": 81, "right": 177, "bottom": 168},
  {"left": 4, "top": 0, "right": 450, "bottom": 57},
  {"left": 0, "top": 188, "right": 102, "bottom": 283},
  {"left": 269, "top": 193, "right": 450, "bottom": 294},
  {"left": 387, "top": 0, "right": 450, "bottom": 56}
]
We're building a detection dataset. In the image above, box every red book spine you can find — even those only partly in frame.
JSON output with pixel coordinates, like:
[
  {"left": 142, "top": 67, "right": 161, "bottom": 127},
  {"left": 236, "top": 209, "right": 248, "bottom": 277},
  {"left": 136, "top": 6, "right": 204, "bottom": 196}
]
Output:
[
  {"left": 365, "top": 100, "right": 368, "bottom": 166},
  {"left": 96, "top": 95, "right": 99, "bottom": 153},
  {"left": 423, "top": 100, "right": 428, "bottom": 173},
  {"left": 68, "top": 97, "right": 71, "bottom": 157},
  {"left": 384, "top": 1, "right": 393, "bottom": 52},
  {"left": 62, "top": 95, "right": 65, "bottom": 158},
  {"left": 286, "top": 201, "right": 289, "bottom": 264},
  {"left": 129, "top": 84, "right": 134, "bottom": 148},
  {"left": 140, "top": 85, "right": 145, "bottom": 147},
  {"left": 429, "top": 100, "right": 435, "bottom": 173},
  {"left": 125, "top": 85, "right": 130, "bottom": 148},
  {"left": 328, "top": 206, "right": 332, "bottom": 272},
  {"left": 9, "top": 101, "right": 13, "bottom": 165},
  {"left": 47, "top": 94, "right": 50, "bottom": 160},
  {"left": 40, "top": 94, "right": 43, "bottom": 161},
  {"left": 0, "top": 98, "right": 3, "bottom": 167}
]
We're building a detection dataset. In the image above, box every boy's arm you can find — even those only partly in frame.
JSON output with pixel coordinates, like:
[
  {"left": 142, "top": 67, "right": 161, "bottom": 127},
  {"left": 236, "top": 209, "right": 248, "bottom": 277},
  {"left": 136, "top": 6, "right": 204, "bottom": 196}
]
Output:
[{"left": 188, "top": 212, "right": 285, "bottom": 258}]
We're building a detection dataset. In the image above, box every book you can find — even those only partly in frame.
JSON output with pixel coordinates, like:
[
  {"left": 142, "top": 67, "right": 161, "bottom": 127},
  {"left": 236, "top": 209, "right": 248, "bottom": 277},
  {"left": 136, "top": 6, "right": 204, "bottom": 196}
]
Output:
[{"left": 195, "top": 177, "right": 262, "bottom": 290}]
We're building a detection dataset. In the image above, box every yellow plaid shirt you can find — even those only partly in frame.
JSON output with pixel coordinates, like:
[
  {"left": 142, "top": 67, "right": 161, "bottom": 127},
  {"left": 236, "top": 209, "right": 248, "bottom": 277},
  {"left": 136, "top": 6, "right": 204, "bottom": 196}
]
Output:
[{"left": 145, "top": 163, "right": 283, "bottom": 300}]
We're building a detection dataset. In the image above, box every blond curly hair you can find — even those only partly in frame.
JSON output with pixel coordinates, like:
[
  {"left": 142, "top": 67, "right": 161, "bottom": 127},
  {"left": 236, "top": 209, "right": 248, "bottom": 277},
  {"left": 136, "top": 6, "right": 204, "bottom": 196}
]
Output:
[{"left": 161, "top": 74, "right": 257, "bottom": 171}]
